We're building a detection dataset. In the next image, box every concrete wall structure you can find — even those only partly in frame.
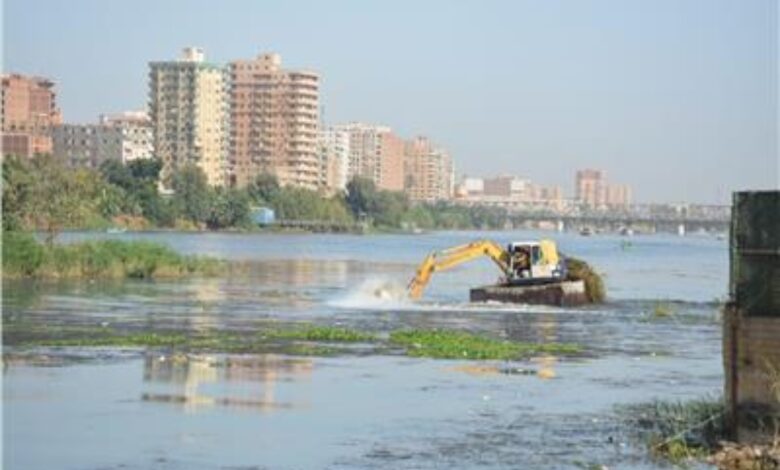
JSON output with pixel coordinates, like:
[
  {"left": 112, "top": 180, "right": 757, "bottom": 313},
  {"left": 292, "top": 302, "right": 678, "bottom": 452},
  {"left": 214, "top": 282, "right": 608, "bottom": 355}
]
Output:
[
  {"left": 149, "top": 47, "right": 226, "bottom": 187},
  {"left": 228, "top": 53, "right": 319, "bottom": 189},
  {"left": 724, "top": 190, "right": 780, "bottom": 442},
  {"left": 1, "top": 73, "right": 62, "bottom": 157}
]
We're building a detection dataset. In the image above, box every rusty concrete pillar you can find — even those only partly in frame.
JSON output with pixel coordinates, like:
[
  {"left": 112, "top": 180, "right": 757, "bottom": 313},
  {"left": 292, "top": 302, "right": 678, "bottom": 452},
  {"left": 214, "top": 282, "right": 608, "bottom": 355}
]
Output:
[{"left": 725, "top": 191, "right": 780, "bottom": 442}]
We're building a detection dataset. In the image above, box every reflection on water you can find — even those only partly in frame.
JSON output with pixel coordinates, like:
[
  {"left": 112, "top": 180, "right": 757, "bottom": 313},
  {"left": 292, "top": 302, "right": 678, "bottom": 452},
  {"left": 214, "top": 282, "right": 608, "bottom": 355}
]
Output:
[{"left": 142, "top": 352, "right": 313, "bottom": 412}]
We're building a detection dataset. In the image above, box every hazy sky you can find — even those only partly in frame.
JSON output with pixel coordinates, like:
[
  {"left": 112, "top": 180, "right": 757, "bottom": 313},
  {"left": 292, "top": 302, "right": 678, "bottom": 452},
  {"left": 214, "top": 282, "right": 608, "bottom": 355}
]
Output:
[{"left": 4, "top": 0, "right": 778, "bottom": 203}]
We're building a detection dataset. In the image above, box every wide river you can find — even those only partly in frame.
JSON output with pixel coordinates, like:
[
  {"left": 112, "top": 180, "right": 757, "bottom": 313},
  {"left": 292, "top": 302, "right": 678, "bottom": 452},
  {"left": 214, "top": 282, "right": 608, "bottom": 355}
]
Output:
[{"left": 3, "top": 230, "right": 727, "bottom": 469}]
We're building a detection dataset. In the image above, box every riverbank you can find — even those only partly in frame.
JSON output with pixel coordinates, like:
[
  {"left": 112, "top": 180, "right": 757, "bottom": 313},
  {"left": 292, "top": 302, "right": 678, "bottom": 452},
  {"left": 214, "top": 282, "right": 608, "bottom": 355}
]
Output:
[{"left": 2, "top": 231, "right": 221, "bottom": 279}]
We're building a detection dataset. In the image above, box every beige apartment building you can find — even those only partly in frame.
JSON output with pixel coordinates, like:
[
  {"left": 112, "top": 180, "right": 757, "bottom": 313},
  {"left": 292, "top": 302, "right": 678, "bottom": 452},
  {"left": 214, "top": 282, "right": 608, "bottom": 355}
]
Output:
[
  {"left": 333, "top": 122, "right": 404, "bottom": 191},
  {"left": 228, "top": 53, "right": 319, "bottom": 189},
  {"left": 319, "top": 127, "right": 350, "bottom": 191},
  {"left": 1, "top": 73, "right": 62, "bottom": 157},
  {"left": 404, "top": 136, "right": 454, "bottom": 202},
  {"left": 149, "top": 47, "right": 226, "bottom": 187}
]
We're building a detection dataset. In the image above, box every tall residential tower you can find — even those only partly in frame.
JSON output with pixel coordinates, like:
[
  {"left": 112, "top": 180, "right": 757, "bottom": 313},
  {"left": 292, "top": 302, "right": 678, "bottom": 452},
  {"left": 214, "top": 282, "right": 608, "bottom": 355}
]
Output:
[
  {"left": 148, "top": 47, "right": 226, "bottom": 187},
  {"left": 228, "top": 53, "right": 320, "bottom": 189}
]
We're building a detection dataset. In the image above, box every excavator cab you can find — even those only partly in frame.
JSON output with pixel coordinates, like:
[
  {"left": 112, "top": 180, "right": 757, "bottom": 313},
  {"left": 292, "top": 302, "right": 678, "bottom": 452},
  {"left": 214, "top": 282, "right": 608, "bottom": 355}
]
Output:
[{"left": 506, "top": 240, "right": 566, "bottom": 284}]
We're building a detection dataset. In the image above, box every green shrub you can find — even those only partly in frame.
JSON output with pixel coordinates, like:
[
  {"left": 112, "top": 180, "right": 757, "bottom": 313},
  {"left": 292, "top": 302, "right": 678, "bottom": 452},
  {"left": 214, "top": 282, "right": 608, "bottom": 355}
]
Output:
[
  {"left": 2, "top": 231, "right": 44, "bottom": 276},
  {"left": 2, "top": 234, "right": 220, "bottom": 280}
]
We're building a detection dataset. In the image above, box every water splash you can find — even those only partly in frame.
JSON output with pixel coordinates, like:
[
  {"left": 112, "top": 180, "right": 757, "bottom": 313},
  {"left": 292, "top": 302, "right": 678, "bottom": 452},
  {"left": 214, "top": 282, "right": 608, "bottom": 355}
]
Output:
[{"left": 328, "top": 277, "right": 411, "bottom": 309}]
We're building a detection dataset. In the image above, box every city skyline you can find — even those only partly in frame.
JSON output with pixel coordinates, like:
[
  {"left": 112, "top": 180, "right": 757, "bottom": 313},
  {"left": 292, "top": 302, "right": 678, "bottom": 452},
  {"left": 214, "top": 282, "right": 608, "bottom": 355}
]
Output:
[{"left": 4, "top": 0, "right": 777, "bottom": 204}]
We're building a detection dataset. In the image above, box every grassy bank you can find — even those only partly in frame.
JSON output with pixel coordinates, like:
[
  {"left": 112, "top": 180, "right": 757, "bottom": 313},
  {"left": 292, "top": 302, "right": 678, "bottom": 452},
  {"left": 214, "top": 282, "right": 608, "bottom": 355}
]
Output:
[
  {"left": 2, "top": 231, "right": 220, "bottom": 279},
  {"left": 622, "top": 398, "right": 727, "bottom": 464}
]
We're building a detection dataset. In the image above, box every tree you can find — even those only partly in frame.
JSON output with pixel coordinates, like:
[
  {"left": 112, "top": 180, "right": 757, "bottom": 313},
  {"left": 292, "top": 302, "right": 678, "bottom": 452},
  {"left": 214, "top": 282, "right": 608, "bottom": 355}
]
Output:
[
  {"left": 248, "top": 172, "right": 280, "bottom": 204},
  {"left": 345, "top": 177, "right": 378, "bottom": 218},
  {"left": 2, "top": 155, "right": 35, "bottom": 231},
  {"left": 26, "top": 155, "right": 97, "bottom": 244},
  {"left": 206, "top": 188, "right": 250, "bottom": 229},
  {"left": 128, "top": 158, "right": 162, "bottom": 182},
  {"left": 171, "top": 164, "right": 210, "bottom": 224}
]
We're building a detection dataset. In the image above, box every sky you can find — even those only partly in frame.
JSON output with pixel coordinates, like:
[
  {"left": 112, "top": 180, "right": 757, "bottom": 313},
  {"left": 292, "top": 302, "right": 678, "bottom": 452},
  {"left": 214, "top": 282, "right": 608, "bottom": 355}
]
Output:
[{"left": 3, "top": 0, "right": 778, "bottom": 203}]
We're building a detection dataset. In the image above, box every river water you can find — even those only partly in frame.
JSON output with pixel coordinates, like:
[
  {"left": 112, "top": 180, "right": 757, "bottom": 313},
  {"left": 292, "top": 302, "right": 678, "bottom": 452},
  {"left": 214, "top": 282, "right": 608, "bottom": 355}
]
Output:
[{"left": 3, "top": 230, "right": 727, "bottom": 469}]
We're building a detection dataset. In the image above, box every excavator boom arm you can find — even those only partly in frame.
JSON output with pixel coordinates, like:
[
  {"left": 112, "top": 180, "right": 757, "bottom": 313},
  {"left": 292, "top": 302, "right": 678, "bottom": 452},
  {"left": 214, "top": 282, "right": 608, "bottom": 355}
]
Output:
[{"left": 407, "top": 240, "right": 511, "bottom": 299}]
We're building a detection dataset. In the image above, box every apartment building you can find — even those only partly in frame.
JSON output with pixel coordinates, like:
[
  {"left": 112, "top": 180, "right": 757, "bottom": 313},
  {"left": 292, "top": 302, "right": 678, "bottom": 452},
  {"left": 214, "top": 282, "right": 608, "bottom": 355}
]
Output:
[
  {"left": 404, "top": 136, "right": 454, "bottom": 202},
  {"left": 319, "top": 126, "right": 350, "bottom": 191},
  {"left": 228, "top": 53, "right": 320, "bottom": 189},
  {"left": 53, "top": 111, "right": 152, "bottom": 168},
  {"left": 149, "top": 47, "right": 226, "bottom": 187},
  {"left": 1, "top": 73, "right": 62, "bottom": 157},
  {"left": 53, "top": 124, "right": 123, "bottom": 168},
  {"left": 575, "top": 169, "right": 605, "bottom": 207},
  {"left": 99, "top": 111, "right": 153, "bottom": 162},
  {"left": 575, "top": 169, "right": 632, "bottom": 208},
  {"left": 333, "top": 122, "right": 404, "bottom": 191}
]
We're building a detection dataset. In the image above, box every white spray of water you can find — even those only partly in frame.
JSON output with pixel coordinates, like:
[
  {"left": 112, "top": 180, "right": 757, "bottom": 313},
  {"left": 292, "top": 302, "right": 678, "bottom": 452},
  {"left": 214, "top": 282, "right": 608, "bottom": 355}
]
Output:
[
  {"left": 327, "top": 277, "right": 580, "bottom": 314},
  {"left": 327, "top": 277, "right": 411, "bottom": 310}
]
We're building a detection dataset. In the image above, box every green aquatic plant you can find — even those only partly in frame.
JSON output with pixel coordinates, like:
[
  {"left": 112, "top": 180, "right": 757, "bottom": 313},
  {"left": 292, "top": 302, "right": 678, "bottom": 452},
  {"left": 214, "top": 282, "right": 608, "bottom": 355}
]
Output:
[
  {"left": 29, "top": 332, "right": 190, "bottom": 348},
  {"left": 565, "top": 256, "right": 605, "bottom": 303},
  {"left": 264, "top": 326, "right": 376, "bottom": 342},
  {"left": 389, "top": 329, "right": 581, "bottom": 360}
]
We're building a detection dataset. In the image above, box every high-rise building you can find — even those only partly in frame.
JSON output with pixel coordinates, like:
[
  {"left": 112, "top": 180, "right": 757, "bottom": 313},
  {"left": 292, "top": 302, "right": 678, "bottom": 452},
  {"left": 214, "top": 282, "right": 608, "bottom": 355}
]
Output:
[
  {"left": 333, "top": 122, "right": 404, "bottom": 191},
  {"left": 575, "top": 169, "right": 605, "bottom": 208},
  {"left": 228, "top": 53, "right": 320, "bottom": 189},
  {"left": 1, "top": 73, "right": 62, "bottom": 157},
  {"left": 404, "top": 136, "right": 454, "bottom": 202},
  {"left": 606, "top": 183, "right": 632, "bottom": 207},
  {"left": 319, "top": 127, "right": 350, "bottom": 192},
  {"left": 53, "top": 111, "right": 152, "bottom": 168},
  {"left": 575, "top": 169, "right": 632, "bottom": 209},
  {"left": 149, "top": 47, "right": 226, "bottom": 187}
]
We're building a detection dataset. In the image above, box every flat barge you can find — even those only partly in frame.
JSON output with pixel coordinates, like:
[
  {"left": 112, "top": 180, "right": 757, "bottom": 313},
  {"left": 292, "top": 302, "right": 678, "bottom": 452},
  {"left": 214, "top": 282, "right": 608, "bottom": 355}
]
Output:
[{"left": 469, "top": 280, "right": 589, "bottom": 306}]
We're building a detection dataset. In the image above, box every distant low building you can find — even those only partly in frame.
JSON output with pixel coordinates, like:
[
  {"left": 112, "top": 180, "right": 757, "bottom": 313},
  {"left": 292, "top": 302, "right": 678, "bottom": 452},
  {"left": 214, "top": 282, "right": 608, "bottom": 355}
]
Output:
[
  {"left": 53, "top": 111, "right": 152, "bottom": 168},
  {"left": 99, "top": 111, "right": 153, "bottom": 162},
  {"left": 455, "top": 173, "right": 563, "bottom": 211}
]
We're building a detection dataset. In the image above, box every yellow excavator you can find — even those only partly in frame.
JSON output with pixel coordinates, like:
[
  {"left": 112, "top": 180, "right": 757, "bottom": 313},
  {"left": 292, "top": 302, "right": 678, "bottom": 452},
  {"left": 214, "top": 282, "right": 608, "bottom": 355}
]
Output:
[{"left": 407, "top": 239, "right": 567, "bottom": 299}]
